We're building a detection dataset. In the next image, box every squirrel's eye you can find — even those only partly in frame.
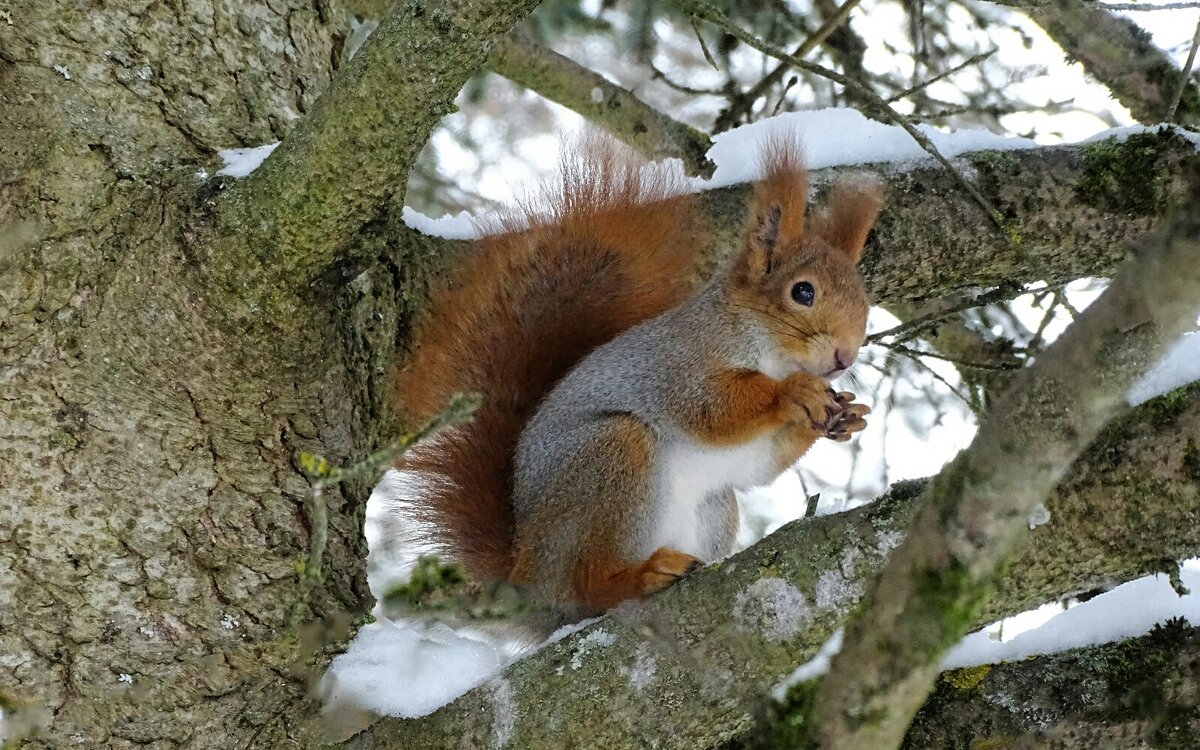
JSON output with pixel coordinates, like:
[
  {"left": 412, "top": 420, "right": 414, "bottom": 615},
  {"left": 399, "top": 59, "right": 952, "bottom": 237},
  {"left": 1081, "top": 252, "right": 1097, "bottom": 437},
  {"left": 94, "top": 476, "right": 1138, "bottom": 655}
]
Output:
[{"left": 790, "top": 281, "right": 815, "bottom": 306}]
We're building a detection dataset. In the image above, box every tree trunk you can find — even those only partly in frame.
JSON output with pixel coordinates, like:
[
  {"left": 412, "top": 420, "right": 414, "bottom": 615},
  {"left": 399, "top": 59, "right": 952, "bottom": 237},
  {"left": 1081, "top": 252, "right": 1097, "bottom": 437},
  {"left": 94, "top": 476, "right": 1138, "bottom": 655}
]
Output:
[{"left": 0, "top": 1, "right": 537, "bottom": 746}]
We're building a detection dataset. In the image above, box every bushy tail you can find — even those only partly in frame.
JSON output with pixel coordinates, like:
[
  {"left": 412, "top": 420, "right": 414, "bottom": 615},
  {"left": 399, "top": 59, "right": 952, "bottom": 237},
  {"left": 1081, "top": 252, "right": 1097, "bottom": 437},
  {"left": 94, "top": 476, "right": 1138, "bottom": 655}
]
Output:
[{"left": 394, "top": 137, "right": 704, "bottom": 582}]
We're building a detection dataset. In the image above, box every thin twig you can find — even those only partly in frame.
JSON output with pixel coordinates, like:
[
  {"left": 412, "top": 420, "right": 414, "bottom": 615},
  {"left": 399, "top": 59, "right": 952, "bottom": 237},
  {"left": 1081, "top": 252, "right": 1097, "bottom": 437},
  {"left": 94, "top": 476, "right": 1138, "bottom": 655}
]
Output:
[
  {"left": 289, "top": 392, "right": 481, "bottom": 626},
  {"left": 1166, "top": 14, "right": 1200, "bottom": 122},
  {"left": 882, "top": 341, "right": 1024, "bottom": 372},
  {"left": 649, "top": 61, "right": 726, "bottom": 96},
  {"left": 865, "top": 281, "right": 1071, "bottom": 345},
  {"left": 676, "top": 0, "right": 1012, "bottom": 233},
  {"left": 488, "top": 33, "right": 716, "bottom": 176},
  {"left": 713, "top": 0, "right": 865, "bottom": 131},
  {"left": 886, "top": 49, "right": 997, "bottom": 104}
]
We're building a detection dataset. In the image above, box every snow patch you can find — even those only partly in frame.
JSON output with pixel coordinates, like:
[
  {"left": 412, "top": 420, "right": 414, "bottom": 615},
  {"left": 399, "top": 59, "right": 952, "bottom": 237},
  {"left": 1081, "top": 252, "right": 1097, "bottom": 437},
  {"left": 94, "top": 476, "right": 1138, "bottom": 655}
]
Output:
[
  {"left": 734, "top": 577, "right": 812, "bottom": 641},
  {"left": 1026, "top": 502, "right": 1051, "bottom": 530},
  {"left": 545, "top": 615, "right": 605, "bottom": 647},
  {"left": 53, "top": 64, "right": 71, "bottom": 80},
  {"left": 772, "top": 629, "right": 844, "bottom": 700},
  {"left": 1080, "top": 123, "right": 1200, "bottom": 150},
  {"left": 216, "top": 142, "right": 280, "bottom": 178},
  {"left": 942, "top": 559, "right": 1200, "bottom": 670},
  {"left": 401, "top": 206, "right": 480, "bottom": 240},
  {"left": 700, "top": 108, "right": 1039, "bottom": 190},
  {"left": 322, "top": 620, "right": 506, "bottom": 719},
  {"left": 1126, "top": 331, "right": 1200, "bottom": 406}
]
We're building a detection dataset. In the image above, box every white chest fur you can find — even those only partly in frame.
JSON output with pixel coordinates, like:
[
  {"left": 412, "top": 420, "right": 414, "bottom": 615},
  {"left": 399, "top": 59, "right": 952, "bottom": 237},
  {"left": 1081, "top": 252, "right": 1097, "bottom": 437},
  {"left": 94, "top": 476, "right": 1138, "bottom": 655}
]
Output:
[{"left": 646, "top": 435, "right": 778, "bottom": 559}]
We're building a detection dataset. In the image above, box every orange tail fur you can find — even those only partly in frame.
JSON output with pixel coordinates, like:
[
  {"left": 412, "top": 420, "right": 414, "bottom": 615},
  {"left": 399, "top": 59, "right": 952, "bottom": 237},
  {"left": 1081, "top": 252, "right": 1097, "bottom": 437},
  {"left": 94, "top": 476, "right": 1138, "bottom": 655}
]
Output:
[{"left": 394, "top": 137, "right": 704, "bottom": 582}]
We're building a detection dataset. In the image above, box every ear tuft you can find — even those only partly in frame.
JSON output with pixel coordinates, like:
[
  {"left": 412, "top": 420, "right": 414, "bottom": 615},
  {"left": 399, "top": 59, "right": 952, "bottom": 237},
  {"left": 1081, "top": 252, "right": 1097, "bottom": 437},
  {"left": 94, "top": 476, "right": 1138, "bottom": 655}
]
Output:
[
  {"left": 812, "top": 175, "right": 883, "bottom": 264},
  {"left": 734, "top": 134, "right": 808, "bottom": 280}
]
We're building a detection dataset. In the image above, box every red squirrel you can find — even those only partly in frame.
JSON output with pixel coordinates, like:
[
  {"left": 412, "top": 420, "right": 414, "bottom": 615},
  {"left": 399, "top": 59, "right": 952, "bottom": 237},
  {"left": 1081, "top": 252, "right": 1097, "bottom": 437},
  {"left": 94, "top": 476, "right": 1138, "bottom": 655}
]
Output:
[{"left": 395, "top": 135, "right": 880, "bottom": 616}]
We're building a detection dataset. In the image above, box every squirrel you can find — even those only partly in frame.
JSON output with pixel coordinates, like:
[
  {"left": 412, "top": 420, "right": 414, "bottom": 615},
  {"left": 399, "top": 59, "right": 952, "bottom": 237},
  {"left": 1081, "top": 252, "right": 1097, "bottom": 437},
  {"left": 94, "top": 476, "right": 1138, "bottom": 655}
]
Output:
[{"left": 394, "top": 134, "right": 881, "bottom": 618}]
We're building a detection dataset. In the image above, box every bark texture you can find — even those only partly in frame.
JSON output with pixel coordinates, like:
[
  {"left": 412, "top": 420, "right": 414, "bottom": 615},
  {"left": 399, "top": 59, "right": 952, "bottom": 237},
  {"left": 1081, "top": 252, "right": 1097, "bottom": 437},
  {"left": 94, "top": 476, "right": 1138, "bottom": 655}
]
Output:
[
  {"left": 0, "top": 0, "right": 536, "bottom": 747},
  {"left": 346, "top": 385, "right": 1200, "bottom": 749},
  {"left": 902, "top": 623, "right": 1200, "bottom": 749},
  {"left": 813, "top": 203, "right": 1200, "bottom": 748}
]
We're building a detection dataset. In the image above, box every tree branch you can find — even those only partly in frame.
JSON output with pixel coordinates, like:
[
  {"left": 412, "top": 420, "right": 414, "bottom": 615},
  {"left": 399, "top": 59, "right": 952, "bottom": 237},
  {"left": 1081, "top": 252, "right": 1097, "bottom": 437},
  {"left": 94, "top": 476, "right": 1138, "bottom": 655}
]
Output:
[
  {"left": 692, "top": 129, "right": 1200, "bottom": 305},
  {"left": 996, "top": 0, "right": 1200, "bottom": 126},
  {"left": 487, "top": 33, "right": 716, "bottom": 176},
  {"left": 812, "top": 199, "right": 1200, "bottom": 748},
  {"left": 189, "top": 0, "right": 540, "bottom": 326},
  {"left": 341, "top": 381, "right": 1200, "bottom": 749},
  {"left": 900, "top": 623, "right": 1200, "bottom": 748}
]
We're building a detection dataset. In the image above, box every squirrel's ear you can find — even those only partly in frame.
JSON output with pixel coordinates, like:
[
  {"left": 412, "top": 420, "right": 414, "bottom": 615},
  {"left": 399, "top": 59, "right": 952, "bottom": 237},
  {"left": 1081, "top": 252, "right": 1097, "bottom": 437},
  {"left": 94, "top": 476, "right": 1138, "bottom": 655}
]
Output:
[
  {"left": 813, "top": 176, "right": 883, "bottom": 264},
  {"left": 734, "top": 136, "right": 808, "bottom": 280}
]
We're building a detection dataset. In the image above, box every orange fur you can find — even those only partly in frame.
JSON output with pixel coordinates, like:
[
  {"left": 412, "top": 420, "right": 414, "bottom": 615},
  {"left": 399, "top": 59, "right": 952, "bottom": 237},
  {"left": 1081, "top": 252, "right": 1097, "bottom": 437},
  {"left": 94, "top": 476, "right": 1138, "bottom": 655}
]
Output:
[
  {"left": 680, "top": 368, "right": 789, "bottom": 445},
  {"left": 572, "top": 547, "right": 701, "bottom": 613},
  {"left": 394, "top": 138, "right": 704, "bottom": 582},
  {"left": 810, "top": 178, "right": 883, "bottom": 263}
]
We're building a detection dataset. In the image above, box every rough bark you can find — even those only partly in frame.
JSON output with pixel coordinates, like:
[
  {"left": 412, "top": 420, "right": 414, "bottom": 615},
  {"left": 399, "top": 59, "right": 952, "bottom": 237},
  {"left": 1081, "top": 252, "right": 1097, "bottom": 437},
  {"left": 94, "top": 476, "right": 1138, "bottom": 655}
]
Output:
[
  {"left": 345, "top": 385, "right": 1200, "bottom": 749},
  {"left": 901, "top": 623, "right": 1200, "bottom": 749},
  {"left": 0, "top": 0, "right": 537, "bottom": 747},
  {"left": 813, "top": 203, "right": 1200, "bottom": 749},
  {"left": 698, "top": 128, "right": 1200, "bottom": 302}
]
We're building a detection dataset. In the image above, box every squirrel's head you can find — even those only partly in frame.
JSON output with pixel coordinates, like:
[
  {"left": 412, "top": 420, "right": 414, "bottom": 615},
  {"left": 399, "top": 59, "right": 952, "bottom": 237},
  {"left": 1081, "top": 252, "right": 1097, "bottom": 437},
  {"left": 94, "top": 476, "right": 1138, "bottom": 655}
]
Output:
[{"left": 727, "top": 137, "right": 882, "bottom": 380}]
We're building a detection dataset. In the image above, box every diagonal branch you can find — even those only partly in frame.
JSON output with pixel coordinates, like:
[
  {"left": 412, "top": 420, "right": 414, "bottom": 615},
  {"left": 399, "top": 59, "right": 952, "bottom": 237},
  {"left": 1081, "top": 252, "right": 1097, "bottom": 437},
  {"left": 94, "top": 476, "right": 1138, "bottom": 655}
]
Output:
[
  {"left": 992, "top": 0, "right": 1200, "bottom": 126},
  {"left": 487, "top": 33, "right": 716, "bottom": 176},
  {"left": 188, "top": 0, "right": 540, "bottom": 326},
  {"left": 812, "top": 199, "right": 1200, "bottom": 748}
]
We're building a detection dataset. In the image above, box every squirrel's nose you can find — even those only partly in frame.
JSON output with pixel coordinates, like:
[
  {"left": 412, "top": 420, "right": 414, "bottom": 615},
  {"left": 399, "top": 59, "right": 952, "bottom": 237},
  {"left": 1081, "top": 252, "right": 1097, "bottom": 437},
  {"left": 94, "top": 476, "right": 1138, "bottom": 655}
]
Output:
[{"left": 834, "top": 350, "right": 854, "bottom": 371}]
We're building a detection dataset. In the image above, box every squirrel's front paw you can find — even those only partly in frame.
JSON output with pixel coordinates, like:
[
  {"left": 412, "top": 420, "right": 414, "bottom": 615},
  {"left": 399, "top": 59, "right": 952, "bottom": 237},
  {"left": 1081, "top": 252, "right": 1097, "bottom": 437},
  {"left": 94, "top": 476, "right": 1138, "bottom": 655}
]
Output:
[
  {"left": 781, "top": 374, "right": 842, "bottom": 433},
  {"left": 637, "top": 547, "right": 703, "bottom": 596},
  {"left": 825, "top": 391, "right": 870, "bottom": 442}
]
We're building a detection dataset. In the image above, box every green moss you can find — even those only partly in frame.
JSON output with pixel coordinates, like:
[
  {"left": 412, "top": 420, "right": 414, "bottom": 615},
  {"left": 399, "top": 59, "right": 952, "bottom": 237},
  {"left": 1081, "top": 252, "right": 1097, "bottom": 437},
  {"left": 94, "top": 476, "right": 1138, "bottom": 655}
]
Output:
[
  {"left": 911, "top": 562, "right": 992, "bottom": 661},
  {"left": 1075, "top": 129, "right": 1176, "bottom": 216},
  {"left": 382, "top": 556, "right": 537, "bottom": 620},
  {"left": 755, "top": 679, "right": 820, "bottom": 750},
  {"left": 969, "top": 150, "right": 1020, "bottom": 172},
  {"left": 941, "top": 664, "right": 991, "bottom": 690},
  {"left": 384, "top": 556, "right": 467, "bottom": 607}
]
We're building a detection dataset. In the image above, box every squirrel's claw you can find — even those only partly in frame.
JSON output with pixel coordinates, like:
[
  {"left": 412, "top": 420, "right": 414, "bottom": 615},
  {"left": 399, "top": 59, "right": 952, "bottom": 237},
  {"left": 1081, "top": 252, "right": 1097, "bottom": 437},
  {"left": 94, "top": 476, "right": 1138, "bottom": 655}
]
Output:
[{"left": 824, "top": 396, "right": 870, "bottom": 441}]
